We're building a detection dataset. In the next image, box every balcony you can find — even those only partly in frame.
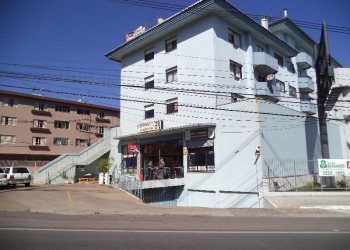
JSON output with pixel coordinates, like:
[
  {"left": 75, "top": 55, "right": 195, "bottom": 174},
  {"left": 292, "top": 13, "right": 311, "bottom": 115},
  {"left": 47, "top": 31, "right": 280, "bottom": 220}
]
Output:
[
  {"left": 95, "top": 132, "right": 103, "bottom": 138},
  {"left": 31, "top": 109, "right": 52, "bottom": 116},
  {"left": 96, "top": 117, "right": 111, "bottom": 123},
  {"left": 300, "top": 101, "right": 317, "bottom": 115},
  {"left": 295, "top": 52, "right": 312, "bottom": 69},
  {"left": 30, "top": 127, "right": 51, "bottom": 134},
  {"left": 325, "top": 68, "right": 350, "bottom": 111},
  {"left": 253, "top": 52, "right": 278, "bottom": 76},
  {"left": 255, "top": 81, "right": 280, "bottom": 102},
  {"left": 29, "top": 145, "right": 50, "bottom": 151},
  {"left": 298, "top": 77, "right": 315, "bottom": 93}
]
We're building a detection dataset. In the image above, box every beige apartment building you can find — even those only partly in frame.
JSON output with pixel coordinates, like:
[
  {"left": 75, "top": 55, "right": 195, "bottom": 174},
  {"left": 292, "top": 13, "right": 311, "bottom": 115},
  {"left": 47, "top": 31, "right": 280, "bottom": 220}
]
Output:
[{"left": 0, "top": 90, "right": 119, "bottom": 169}]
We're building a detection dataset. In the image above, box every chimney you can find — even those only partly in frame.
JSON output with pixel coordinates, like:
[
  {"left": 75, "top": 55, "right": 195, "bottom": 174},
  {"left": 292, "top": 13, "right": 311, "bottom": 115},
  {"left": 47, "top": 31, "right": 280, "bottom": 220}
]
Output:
[
  {"left": 283, "top": 9, "right": 288, "bottom": 18},
  {"left": 261, "top": 16, "right": 269, "bottom": 29},
  {"left": 157, "top": 17, "right": 164, "bottom": 25}
]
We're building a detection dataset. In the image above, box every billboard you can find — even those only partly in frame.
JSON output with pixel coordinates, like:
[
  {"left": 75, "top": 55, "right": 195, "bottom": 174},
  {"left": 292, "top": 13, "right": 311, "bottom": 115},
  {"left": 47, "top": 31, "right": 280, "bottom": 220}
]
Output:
[{"left": 318, "top": 159, "right": 350, "bottom": 176}]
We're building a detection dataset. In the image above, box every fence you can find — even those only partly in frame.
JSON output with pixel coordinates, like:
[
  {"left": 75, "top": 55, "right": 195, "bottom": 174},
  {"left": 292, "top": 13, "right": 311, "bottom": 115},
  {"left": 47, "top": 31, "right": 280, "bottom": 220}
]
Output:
[{"left": 263, "top": 158, "right": 349, "bottom": 192}]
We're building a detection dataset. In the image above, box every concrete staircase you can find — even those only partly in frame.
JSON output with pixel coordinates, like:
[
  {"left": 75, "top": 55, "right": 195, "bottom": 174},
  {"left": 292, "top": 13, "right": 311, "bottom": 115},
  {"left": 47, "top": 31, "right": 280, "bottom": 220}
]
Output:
[{"left": 34, "top": 129, "right": 112, "bottom": 185}]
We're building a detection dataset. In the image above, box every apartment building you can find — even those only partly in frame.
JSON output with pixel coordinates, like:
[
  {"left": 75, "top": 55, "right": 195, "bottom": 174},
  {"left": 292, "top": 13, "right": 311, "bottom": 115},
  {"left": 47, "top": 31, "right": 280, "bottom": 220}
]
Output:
[
  {"left": 0, "top": 89, "right": 120, "bottom": 170},
  {"left": 106, "top": 0, "right": 346, "bottom": 208}
]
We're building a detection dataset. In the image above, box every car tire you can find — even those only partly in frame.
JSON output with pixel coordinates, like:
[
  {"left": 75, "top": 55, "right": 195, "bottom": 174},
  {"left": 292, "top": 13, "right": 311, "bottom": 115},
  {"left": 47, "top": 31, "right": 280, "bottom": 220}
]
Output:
[{"left": 25, "top": 183, "right": 30, "bottom": 187}]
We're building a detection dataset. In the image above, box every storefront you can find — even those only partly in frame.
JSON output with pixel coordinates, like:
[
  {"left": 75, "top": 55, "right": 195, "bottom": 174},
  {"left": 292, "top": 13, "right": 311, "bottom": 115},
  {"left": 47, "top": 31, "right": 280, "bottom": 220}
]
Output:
[{"left": 118, "top": 122, "right": 216, "bottom": 182}]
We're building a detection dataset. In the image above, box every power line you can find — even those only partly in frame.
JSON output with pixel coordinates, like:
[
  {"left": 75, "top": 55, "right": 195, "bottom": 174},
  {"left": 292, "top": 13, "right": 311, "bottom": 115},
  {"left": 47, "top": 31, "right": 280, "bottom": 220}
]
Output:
[
  {"left": 109, "top": 0, "right": 350, "bottom": 34},
  {"left": 1, "top": 83, "right": 347, "bottom": 123}
]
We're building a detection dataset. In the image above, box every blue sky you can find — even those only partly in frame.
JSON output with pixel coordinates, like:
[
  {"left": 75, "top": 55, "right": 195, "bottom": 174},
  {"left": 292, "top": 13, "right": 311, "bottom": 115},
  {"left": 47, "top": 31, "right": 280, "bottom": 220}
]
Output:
[{"left": 0, "top": 0, "right": 349, "bottom": 108}]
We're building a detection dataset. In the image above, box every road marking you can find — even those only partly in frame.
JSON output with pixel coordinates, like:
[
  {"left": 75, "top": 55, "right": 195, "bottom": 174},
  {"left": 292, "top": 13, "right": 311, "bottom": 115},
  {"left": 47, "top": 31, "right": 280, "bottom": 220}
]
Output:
[
  {"left": 0, "top": 228, "right": 350, "bottom": 234},
  {"left": 66, "top": 191, "right": 72, "bottom": 203},
  {"left": 300, "top": 206, "right": 350, "bottom": 210}
]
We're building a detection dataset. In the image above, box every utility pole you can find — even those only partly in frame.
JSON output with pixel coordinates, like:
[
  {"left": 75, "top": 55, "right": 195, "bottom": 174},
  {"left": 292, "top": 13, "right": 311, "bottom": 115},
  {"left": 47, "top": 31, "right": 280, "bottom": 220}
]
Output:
[{"left": 315, "top": 22, "right": 334, "bottom": 187}]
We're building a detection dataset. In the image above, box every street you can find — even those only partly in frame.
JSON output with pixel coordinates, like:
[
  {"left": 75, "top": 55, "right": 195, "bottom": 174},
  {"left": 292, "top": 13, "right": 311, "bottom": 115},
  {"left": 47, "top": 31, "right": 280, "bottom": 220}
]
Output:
[
  {"left": 1, "top": 184, "right": 350, "bottom": 249},
  {"left": 1, "top": 212, "right": 350, "bottom": 250}
]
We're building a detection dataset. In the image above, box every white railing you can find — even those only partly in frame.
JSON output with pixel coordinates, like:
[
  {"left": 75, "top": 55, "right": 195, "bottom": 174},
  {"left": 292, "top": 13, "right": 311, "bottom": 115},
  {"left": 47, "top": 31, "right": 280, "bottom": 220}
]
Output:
[{"left": 34, "top": 129, "right": 112, "bottom": 184}]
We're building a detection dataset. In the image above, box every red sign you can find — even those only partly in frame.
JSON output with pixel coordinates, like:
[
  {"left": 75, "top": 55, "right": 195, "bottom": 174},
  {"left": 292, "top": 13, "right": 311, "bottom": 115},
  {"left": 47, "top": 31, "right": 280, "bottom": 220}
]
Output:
[{"left": 128, "top": 144, "right": 137, "bottom": 153}]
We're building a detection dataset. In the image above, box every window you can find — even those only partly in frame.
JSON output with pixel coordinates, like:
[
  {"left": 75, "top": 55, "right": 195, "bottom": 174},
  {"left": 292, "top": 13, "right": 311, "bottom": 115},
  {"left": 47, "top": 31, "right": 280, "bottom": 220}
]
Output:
[
  {"left": 54, "top": 137, "right": 69, "bottom": 146},
  {"left": 55, "top": 105, "right": 70, "bottom": 113},
  {"left": 144, "top": 48, "right": 154, "bottom": 61},
  {"left": 34, "top": 103, "right": 46, "bottom": 111},
  {"left": 166, "top": 66, "right": 177, "bottom": 83},
  {"left": 231, "top": 93, "right": 244, "bottom": 103},
  {"left": 228, "top": 29, "right": 241, "bottom": 48},
  {"left": 3, "top": 97, "right": 16, "bottom": 107},
  {"left": 274, "top": 53, "right": 284, "bottom": 67},
  {"left": 287, "top": 61, "right": 295, "bottom": 73},
  {"left": 1, "top": 116, "right": 17, "bottom": 126},
  {"left": 33, "top": 119, "right": 47, "bottom": 128},
  {"left": 77, "top": 123, "right": 90, "bottom": 132},
  {"left": 230, "top": 61, "right": 242, "bottom": 79},
  {"left": 188, "top": 145, "right": 215, "bottom": 172},
  {"left": 289, "top": 86, "right": 297, "bottom": 97},
  {"left": 97, "top": 126, "right": 104, "bottom": 134},
  {"left": 144, "top": 104, "right": 154, "bottom": 119},
  {"left": 276, "top": 80, "right": 286, "bottom": 92},
  {"left": 144, "top": 75, "right": 154, "bottom": 90},
  {"left": 54, "top": 121, "right": 69, "bottom": 129},
  {"left": 0, "top": 135, "right": 16, "bottom": 144},
  {"left": 98, "top": 111, "right": 105, "bottom": 119},
  {"left": 77, "top": 108, "right": 90, "bottom": 115},
  {"left": 256, "top": 44, "right": 264, "bottom": 52},
  {"left": 32, "top": 137, "right": 46, "bottom": 146},
  {"left": 76, "top": 138, "right": 88, "bottom": 147},
  {"left": 166, "top": 98, "right": 178, "bottom": 114},
  {"left": 165, "top": 36, "right": 177, "bottom": 52}
]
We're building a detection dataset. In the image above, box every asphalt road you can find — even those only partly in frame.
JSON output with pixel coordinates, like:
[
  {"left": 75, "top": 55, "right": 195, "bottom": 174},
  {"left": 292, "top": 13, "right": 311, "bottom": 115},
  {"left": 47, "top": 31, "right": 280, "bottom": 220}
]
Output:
[{"left": 1, "top": 212, "right": 350, "bottom": 250}]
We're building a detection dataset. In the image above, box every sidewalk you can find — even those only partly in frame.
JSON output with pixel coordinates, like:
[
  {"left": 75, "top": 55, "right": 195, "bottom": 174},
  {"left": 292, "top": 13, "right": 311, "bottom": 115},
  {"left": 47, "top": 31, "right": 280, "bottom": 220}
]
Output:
[{"left": 0, "top": 184, "right": 349, "bottom": 217}]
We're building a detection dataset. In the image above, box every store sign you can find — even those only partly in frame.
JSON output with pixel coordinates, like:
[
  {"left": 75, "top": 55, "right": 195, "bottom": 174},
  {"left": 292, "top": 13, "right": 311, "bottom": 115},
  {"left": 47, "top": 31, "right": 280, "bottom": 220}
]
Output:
[
  {"left": 137, "top": 120, "right": 163, "bottom": 133},
  {"left": 125, "top": 25, "right": 145, "bottom": 42},
  {"left": 318, "top": 159, "right": 350, "bottom": 176},
  {"left": 127, "top": 144, "right": 137, "bottom": 153},
  {"left": 186, "top": 128, "right": 215, "bottom": 140}
]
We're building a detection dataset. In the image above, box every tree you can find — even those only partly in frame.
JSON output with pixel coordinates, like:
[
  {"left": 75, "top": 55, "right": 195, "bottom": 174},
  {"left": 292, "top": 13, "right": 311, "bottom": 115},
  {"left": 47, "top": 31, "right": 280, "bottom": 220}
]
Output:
[{"left": 97, "top": 158, "right": 112, "bottom": 173}]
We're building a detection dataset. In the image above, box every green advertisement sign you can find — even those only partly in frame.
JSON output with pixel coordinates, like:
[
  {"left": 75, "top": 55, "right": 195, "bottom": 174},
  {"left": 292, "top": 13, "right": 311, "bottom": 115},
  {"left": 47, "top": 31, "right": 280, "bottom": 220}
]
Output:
[{"left": 318, "top": 159, "right": 350, "bottom": 176}]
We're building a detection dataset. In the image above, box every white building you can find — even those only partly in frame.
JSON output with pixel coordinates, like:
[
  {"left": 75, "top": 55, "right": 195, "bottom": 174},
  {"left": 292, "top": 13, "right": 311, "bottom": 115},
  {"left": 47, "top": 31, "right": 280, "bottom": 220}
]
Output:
[{"left": 106, "top": 0, "right": 344, "bottom": 207}]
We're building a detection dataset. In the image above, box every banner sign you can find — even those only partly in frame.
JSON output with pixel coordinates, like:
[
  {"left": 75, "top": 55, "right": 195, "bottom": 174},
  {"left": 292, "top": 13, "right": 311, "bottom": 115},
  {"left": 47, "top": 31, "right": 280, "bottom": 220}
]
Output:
[
  {"left": 127, "top": 144, "right": 137, "bottom": 153},
  {"left": 125, "top": 25, "right": 145, "bottom": 41},
  {"left": 318, "top": 159, "right": 350, "bottom": 176},
  {"left": 137, "top": 120, "right": 163, "bottom": 133}
]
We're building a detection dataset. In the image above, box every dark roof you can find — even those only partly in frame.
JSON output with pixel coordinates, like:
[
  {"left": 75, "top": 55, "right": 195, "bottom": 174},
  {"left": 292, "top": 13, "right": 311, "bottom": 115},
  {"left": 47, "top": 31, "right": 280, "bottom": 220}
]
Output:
[
  {"left": 0, "top": 89, "right": 119, "bottom": 113},
  {"left": 106, "top": 0, "right": 297, "bottom": 62},
  {"left": 269, "top": 17, "right": 317, "bottom": 46},
  {"left": 269, "top": 17, "right": 343, "bottom": 67}
]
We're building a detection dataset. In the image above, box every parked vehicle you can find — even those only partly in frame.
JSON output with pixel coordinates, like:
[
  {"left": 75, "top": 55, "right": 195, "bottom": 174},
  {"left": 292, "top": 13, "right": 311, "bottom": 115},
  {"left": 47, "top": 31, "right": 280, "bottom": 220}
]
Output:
[
  {"left": 4, "top": 167, "right": 31, "bottom": 187},
  {"left": 0, "top": 168, "right": 8, "bottom": 188}
]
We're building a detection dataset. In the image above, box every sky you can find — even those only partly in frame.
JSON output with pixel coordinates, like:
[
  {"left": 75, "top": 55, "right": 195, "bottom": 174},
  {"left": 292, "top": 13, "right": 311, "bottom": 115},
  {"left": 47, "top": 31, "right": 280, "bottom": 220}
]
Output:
[{"left": 0, "top": 0, "right": 349, "bottom": 109}]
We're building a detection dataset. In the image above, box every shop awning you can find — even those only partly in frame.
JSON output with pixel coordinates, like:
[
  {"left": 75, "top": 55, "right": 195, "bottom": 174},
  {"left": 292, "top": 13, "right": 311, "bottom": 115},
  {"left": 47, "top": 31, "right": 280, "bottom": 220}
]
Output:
[{"left": 114, "top": 123, "right": 216, "bottom": 141}]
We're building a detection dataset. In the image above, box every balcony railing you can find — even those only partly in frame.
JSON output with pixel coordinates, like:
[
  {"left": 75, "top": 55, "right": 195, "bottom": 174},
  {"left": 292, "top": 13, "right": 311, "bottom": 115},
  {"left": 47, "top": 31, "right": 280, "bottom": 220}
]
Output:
[
  {"left": 298, "top": 77, "right": 315, "bottom": 93},
  {"left": 96, "top": 117, "right": 111, "bottom": 123},
  {"left": 253, "top": 52, "right": 278, "bottom": 76},
  {"left": 295, "top": 52, "right": 312, "bottom": 69},
  {"left": 31, "top": 109, "right": 52, "bottom": 116},
  {"left": 30, "top": 127, "right": 51, "bottom": 134},
  {"left": 300, "top": 100, "right": 317, "bottom": 115},
  {"left": 29, "top": 145, "right": 50, "bottom": 151},
  {"left": 255, "top": 81, "right": 280, "bottom": 102}
]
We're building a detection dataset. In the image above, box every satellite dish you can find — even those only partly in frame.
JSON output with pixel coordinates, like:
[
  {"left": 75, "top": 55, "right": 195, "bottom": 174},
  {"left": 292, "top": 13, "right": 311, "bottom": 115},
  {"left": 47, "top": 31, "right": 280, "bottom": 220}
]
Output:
[{"left": 266, "top": 74, "right": 275, "bottom": 81}]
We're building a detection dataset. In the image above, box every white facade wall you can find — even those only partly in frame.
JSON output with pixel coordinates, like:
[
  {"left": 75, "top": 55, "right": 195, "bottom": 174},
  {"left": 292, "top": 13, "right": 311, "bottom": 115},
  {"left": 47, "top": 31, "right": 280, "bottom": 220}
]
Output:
[{"left": 115, "top": 11, "right": 323, "bottom": 208}]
